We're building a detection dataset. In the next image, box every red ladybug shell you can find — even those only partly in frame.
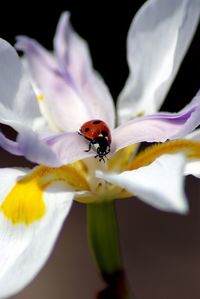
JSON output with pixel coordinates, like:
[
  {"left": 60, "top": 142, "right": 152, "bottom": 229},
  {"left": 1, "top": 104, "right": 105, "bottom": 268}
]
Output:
[{"left": 80, "top": 119, "right": 111, "bottom": 144}]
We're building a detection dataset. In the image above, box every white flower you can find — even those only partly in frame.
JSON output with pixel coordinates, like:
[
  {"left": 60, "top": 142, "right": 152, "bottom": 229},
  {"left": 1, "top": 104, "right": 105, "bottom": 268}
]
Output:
[{"left": 0, "top": 0, "right": 198, "bottom": 297}]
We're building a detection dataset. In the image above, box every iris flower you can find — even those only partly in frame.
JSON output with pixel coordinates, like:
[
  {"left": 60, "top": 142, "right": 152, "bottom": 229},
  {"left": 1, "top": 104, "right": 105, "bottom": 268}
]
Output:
[{"left": 0, "top": 0, "right": 199, "bottom": 297}]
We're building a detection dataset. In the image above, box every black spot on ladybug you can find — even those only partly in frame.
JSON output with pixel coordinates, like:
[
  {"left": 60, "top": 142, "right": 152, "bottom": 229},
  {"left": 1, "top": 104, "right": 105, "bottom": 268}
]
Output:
[
  {"left": 85, "top": 127, "right": 90, "bottom": 132},
  {"left": 92, "top": 120, "right": 101, "bottom": 125},
  {"left": 101, "top": 130, "right": 108, "bottom": 137}
]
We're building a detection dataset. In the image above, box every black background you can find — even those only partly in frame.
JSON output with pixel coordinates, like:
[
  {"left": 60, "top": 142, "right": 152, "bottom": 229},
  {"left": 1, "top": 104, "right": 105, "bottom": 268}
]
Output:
[{"left": 0, "top": 1, "right": 200, "bottom": 299}]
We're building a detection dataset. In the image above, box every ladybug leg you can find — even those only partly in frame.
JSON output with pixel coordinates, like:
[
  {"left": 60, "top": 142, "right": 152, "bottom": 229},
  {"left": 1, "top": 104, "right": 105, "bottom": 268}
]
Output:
[
  {"left": 78, "top": 132, "right": 93, "bottom": 153},
  {"left": 94, "top": 154, "right": 104, "bottom": 162},
  {"left": 95, "top": 154, "right": 103, "bottom": 162},
  {"left": 101, "top": 156, "right": 106, "bottom": 163},
  {"left": 95, "top": 154, "right": 107, "bottom": 163},
  {"left": 77, "top": 131, "right": 83, "bottom": 136},
  {"left": 85, "top": 141, "right": 92, "bottom": 152},
  {"left": 101, "top": 155, "right": 109, "bottom": 163}
]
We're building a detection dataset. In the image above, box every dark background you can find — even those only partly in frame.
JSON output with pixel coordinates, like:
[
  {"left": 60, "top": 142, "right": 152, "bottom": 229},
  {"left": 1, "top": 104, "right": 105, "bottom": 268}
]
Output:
[{"left": 0, "top": 1, "right": 199, "bottom": 298}]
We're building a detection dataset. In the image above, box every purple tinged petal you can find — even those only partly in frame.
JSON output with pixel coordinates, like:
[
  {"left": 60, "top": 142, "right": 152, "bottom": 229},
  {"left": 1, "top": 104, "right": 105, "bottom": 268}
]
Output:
[
  {"left": 16, "top": 36, "right": 77, "bottom": 92},
  {"left": 43, "top": 132, "right": 96, "bottom": 164},
  {"left": 15, "top": 36, "right": 57, "bottom": 70},
  {"left": 0, "top": 130, "right": 62, "bottom": 167},
  {"left": 16, "top": 37, "right": 92, "bottom": 131},
  {"left": 17, "top": 130, "right": 62, "bottom": 167},
  {"left": 53, "top": 12, "right": 92, "bottom": 85},
  {"left": 112, "top": 91, "right": 200, "bottom": 153},
  {"left": 0, "top": 133, "right": 22, "bottom": 156},
  {"left": 1, "top": 90, "right": 200, "bottom": 166},
  {"left": 53, "top": 12, "right": 116, "bottom": 129},
  {"left": 0, "top": 129, "right": 96, "bottom": 166},
  {"left": 16, "top": 13, "right": 115, "bottom": 130}
]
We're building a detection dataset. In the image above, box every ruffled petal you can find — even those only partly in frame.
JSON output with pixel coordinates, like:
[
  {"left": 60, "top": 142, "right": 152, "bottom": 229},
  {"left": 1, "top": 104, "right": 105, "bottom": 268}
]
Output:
[
  {"left": 0, "top": 129, "right": 96, "bottom": 166},
  {"left": 0, "top": 133, "right": 22, "bottom": 156},
  {"left": 53, "top": 12, "right": 115, "bottom": 129},
  {"left": 0, "top": 129, "right": 62, "bottom": 167},
  {"left": 0, "top": 167, "right": 74, "bottom": 297},
  {"left": 97, "top": 153, "right": 188, "bottom": 213},
  {"left": 112, "top": 91, "right": 200, "bottom": 152},
  {"left": 0, "top": 38, "right": 42, "bottom": 132},
  {"left": 16, "top": 13, "right": 115, "bottom": 131},
  {"left": 17, "top": 129, "right": 63, "bottom": 167},
  {"left": 16, "top": 36, "right": 91, "bottom": 131},
  {"left": 118, "top": 0, "right": 200, "bottom": 123},
  {"left": 43, "top": 132, "right": 97, "bottom": 164},
  {"left": 53, "top": 11, "right": 93, "bottom": 86}
]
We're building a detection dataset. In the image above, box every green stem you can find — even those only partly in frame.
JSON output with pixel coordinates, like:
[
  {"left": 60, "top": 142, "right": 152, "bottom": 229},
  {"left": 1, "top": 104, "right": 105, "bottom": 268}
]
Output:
[{"left": 87, "top": 201, "right": 135, "bottom": 299}]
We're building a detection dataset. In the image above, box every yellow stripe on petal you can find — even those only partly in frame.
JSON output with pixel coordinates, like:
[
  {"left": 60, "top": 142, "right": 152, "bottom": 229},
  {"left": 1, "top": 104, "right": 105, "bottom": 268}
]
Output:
[
  {"left": 128, "top": 139, "right": 200, "bottom": 170},
  {"left": 36, "top": 165, "right": 90, "bottom": 191},
  {"left": 1, "top": 165, "right": 90, "bottom": 225},
  {"left": 108, "top": 144, "right": 137, "bottom": 172}
]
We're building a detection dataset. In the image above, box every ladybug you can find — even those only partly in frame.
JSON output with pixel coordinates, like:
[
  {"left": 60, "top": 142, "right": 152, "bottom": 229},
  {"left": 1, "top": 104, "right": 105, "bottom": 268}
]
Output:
[{"left": 78, "top": 119, "right": 111, "bottom": 162}]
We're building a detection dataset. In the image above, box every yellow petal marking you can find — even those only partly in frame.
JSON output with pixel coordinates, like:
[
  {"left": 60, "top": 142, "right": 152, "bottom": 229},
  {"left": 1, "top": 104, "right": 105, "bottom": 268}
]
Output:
[
  {"left": 108, "top": 144, "right": 137, "bottom": 172},
  {"left": 128, "top": 139, "right": 200, "bottom": 170},
  {"left": 1, "top": 176, "right": 45, "bottom": 225},
  {"left": 70, "top": 160, "right": 89, "bottom": 179},
  {"left": 1, "top": 165, "right": 90, "bottom": 225}
]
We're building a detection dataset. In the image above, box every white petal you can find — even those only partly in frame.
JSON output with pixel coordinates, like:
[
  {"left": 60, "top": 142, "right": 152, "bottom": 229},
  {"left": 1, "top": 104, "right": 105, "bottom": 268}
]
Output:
[
  {"left": 184, "top": 161, "right": 200, "bottom": 178},
  {"left": 0, "top": 38, "right": 41, "bottom": 132},
  {"left": 54, "top": 12, "right": 115, "bottom": 129},
  {"left": 184, "top": 128, "right": 200, "bottom": 178},
  {"left": 97, "top": 154, "right": 188, "bottom": 213},
  {"left": 186, "top": 127, "right": 200, "bottom": 141},
  {"left": 0, "top": 168, "right": 73, "bottom": 297},
  {"left": 16, "top": 36, "right": 91, "bottom": 131},
  {"left": 118, "top": 0, "right": 200, "bottom": 123}
]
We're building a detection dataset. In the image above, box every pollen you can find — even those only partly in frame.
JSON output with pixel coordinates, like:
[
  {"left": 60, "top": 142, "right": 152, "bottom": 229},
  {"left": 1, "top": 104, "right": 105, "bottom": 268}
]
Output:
[{"left": 37, "top": 94, "right": 44, "bottom": 101}]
